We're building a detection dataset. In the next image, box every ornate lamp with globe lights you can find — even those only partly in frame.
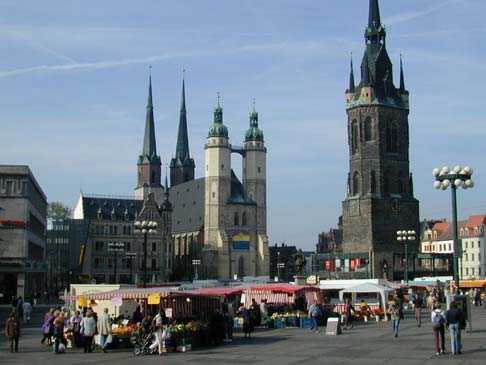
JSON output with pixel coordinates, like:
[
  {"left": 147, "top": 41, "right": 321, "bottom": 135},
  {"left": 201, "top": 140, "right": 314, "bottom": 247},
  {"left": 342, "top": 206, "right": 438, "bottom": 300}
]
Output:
[
  {"left": 133, "top": 220, "right": 158, "bottom": 287},
  {"left": 432, "top": 165, "right": 474, "bottom": 295},
  {"left": 397, "top": 230, "right": 415, "bottom": 283}
]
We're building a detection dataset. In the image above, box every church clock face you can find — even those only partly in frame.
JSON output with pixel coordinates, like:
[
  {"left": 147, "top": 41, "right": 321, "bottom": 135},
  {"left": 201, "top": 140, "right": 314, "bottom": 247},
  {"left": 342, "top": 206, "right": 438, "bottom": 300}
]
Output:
[{"left": 391, "top": 198, "right": 400, "bottom": 212}]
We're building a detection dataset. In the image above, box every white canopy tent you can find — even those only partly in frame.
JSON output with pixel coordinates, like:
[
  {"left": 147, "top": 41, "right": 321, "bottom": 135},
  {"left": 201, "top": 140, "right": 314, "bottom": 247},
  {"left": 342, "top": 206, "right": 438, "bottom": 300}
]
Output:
[{"left": 339, "top": 282, "right": 394, "bottom": 312}]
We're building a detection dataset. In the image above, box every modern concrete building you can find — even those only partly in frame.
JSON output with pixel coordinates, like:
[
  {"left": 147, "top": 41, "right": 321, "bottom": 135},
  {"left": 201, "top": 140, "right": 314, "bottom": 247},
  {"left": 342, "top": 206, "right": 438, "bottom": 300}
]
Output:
[{"left": 0, "top": 165, "right": 47, "bottom": 301}]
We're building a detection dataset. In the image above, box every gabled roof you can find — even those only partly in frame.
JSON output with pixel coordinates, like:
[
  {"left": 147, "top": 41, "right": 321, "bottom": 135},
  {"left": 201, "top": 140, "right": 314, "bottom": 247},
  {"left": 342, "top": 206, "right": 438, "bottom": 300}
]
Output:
[
  {"left": 466, "top": 215, "right": 486, "bottom": 229},
  {"left": 77, "top": 195, "right": 143, "bottom": 221}
]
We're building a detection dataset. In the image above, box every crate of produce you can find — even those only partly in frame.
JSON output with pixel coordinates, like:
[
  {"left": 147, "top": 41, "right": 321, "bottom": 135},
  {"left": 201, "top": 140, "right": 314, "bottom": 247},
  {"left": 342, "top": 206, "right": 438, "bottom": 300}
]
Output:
[
  {"left": 299, "top": 317, "right": 312, "bottom": 328},
  {"left": 274, "top": 317, "right": 285, "bottom": 328},
  {"left": 286, "top": 317, "right": 299, "bottom": 327}
]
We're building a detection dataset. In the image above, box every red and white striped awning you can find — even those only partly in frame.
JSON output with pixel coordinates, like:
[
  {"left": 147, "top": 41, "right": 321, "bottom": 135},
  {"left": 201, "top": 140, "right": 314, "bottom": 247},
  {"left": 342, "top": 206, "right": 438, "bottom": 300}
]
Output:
[{"left": 62, "top": 287, "right": 181, "bottom": 301}]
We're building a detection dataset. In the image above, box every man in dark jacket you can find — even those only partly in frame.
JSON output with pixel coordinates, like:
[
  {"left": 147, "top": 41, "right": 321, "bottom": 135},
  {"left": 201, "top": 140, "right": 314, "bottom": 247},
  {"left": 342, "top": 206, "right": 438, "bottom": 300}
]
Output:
[{"left": 446, "top": 301, "right": 463, "bottom": 355}]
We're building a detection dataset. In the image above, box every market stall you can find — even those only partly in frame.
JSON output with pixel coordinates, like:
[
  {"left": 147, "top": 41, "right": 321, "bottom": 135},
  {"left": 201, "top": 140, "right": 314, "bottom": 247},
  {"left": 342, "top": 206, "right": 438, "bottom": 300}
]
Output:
[{"left": 338, "top": 282, "right": 393, "bottom": 319}]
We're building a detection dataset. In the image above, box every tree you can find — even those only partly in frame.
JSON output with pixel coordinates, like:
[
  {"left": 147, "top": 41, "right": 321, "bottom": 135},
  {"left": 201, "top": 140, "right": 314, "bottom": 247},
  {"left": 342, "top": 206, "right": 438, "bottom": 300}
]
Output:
[{"left": 47, "top": 202, "right": 73, "bottom": 220}]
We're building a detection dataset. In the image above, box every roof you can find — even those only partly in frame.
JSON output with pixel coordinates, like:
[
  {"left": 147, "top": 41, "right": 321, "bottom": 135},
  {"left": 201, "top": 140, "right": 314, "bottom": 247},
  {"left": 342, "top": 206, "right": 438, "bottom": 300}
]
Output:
[
  {"left": 188, "top": 286, "right": 245, "bottom": 297},
  {"left": 76, "top": 195, "right": 143, "bottom": 221},
  {"left": 466, "top": 215, "right": 486, "bottom": 228},
  {"left": 170, "top": 178, "right": 205, "bottom": 234},
  {"left": 339, "top": 282, "right": 393, "bottom": 294},
  {"left": 228, "top": 170, "right": 256, "bottom": 205}
]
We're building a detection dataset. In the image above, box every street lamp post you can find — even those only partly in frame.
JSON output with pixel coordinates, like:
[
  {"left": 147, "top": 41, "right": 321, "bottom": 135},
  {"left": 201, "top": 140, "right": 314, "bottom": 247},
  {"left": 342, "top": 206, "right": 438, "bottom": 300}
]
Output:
[
  {"left": 192, "top": 259, "right": 201, "bottom": 281},
  {"left": 133, "top": 220, "right": 158, "bottom": 288},
  {"left": 397, "top": 230, "right": 415, "bottom": 283},
  {"left": 433, "top": 165, "right": 475, "bottom": 295},
  {"left": 108, "top": 242, "right": 126, "bottom": 284}
]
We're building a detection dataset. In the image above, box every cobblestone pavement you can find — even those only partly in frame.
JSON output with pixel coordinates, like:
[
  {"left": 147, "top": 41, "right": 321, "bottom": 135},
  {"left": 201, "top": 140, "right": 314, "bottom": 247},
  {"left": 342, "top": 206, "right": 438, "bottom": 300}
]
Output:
[{"left": 1, "top": 305, "right": 485, "bottom": 365}]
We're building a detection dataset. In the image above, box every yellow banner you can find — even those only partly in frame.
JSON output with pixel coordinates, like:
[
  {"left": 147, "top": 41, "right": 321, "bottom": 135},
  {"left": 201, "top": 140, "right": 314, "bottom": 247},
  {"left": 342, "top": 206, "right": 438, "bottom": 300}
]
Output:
[{"left": 147, "top": 293, "right": 160, "bottom": 305}]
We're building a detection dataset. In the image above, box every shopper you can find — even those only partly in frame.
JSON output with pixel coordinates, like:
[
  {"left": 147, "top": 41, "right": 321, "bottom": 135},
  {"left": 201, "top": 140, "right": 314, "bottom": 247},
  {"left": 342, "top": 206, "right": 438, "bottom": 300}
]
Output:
[
  {"left": 22, "top": 300, "right": 32, "bottom": 324},
  {"left": 446, "top": 301, "right": 463, "bottom": 355},
  {"left": 308, "top": 299, "right": 322, "bottom": 332},
  {"left": 5, "top": 312, "right": 20, "bottom": 353},
  {"left": 97, "top": 308, "right": 112, "bottom": 353},
  {"left": 80, "top": 310, "right": 97, "bottom": 353},
  {"left": 431, "top": 303, "right": 446, "bottom": 355},
  {"left": 413, "top": 294, "right": 423, "bottom": 327},
  {"left": 389, "top": 299, "right": 401, "bottom": 338}
]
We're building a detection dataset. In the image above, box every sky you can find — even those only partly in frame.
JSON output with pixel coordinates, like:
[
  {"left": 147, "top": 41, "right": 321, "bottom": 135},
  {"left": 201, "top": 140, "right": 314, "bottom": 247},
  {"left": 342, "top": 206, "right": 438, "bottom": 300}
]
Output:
[{"left": 1, "top": 0, "right": 485, "bottom": 251}]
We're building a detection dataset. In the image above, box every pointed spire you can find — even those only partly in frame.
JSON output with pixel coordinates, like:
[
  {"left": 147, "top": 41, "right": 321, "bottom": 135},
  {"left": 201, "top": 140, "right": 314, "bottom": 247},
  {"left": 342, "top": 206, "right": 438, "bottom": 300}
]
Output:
[
  {"left": 362, "top": 53, "right": 370, "bottom": 85},
  {"left": 249, "top": 98, "right": 258, "bottom": 126},
  {"left": 349, "top": 53, "right": 355, "bottom": 91},
  {"left": 175, "top": 71, "right": 190, "bottom": 161},
  {"left": 180, "top": 69, "right": 186, "bottom": 112},
  {"left": 142, "top": 66, "right": 157, "bottom": 157},
  {"left": 399, "top": 54, "right": 406, "bottom": 92},
  {"left": 368, "top": 0, "right": 381, "bottom": 28}
]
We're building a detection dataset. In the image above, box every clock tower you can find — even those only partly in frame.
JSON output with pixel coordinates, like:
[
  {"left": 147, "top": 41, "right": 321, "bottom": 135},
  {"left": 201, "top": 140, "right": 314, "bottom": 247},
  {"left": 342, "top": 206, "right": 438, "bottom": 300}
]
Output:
[{"left": 341, "top": 0, "right": 420, "bottom": 279}]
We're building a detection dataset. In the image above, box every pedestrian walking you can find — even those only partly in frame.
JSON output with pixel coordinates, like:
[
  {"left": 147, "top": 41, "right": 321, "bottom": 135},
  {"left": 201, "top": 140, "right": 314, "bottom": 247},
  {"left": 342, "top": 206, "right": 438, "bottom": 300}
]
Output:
[
  {"left": 150, "top": 310, "right": 168, "bottom": 355},
  {"left": 80, "top": 310, "right": 97, "bottom": 353},
  {"left": 238, "top": 303, "right": 253, "bottom": 339},
  {"left": 431, "top": 303, "right": 446, "bottom": 355},
  {"left": 308, "top": 299, "right": 322, "bottom": 332},
  {"left": 41, "top": 311, "right": 55, "bottom": 346},
  {"left": 97, "top": 308, "right": 112, "bottom": 353},
  {"left": 342, "top": 298, "right": 354, "bottom": 329},
  {"left": 5, "top": 311, "right": 20, "bottom": 353},
  {"left": 69, "top": 310, "right": 83, "bottom": 348},
  {"left": 446, "top": 301, "right": 463, "bottom": 355},
  {"left": 389, "top": 299, "right": 401, "bottom": 338},
  {"left": 413, "top": 295, "right": 423, "bottom": 327},
  {"left": 22, "top": 300, "right": 32, "bottom": 324}
]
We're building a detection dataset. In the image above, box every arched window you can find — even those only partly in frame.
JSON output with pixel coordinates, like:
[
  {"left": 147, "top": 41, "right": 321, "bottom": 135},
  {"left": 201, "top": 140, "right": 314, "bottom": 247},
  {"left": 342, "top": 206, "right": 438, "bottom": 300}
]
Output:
[
  {"left": 234, "top": 212, "right": 239, "bottom": 226},
  {"left": 386, "top": 121, "right": 398, "bottom": 153},
  {"left": 364, "top": 117, "right": 372, "bottom": 141},
  {"left": 242, "top": 212, "right": 247, "bottom": 226},
  {"left": 238, "top": 256, "right": 245, "bottom": 279},
  {"left": 351, "top": 120, "right": 359, "bottom": 154},
  {"left": 370, "top": 170, "right": 376, "bottom": 194},
  {"left": 353, "top": 171, "right": 359, "bottom": 196}
]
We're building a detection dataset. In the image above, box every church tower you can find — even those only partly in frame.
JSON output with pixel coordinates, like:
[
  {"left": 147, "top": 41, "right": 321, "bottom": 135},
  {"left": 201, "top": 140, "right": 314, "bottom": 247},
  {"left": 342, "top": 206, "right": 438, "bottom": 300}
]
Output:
[
  {"left": 341, "top": 0, "right": 419, "bottom": 279},
  {"left": 203, "top": 99, "right": 232, "bottom": 278},
  {"left": 243, "top": 103, "right": 269, "bottom": 276},
  {"left": 170, "top": 76, "right": 195, "bottom": 187},
  {"left": 135, "top": 71, "right": 164, "bottom": 203}
]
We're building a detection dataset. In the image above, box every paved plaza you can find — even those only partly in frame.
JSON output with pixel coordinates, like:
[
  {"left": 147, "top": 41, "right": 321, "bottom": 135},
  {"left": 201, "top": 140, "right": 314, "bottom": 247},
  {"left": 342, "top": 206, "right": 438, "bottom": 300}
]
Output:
[{"left": 1, "top": 305, "right": 485, "bottom": 365}]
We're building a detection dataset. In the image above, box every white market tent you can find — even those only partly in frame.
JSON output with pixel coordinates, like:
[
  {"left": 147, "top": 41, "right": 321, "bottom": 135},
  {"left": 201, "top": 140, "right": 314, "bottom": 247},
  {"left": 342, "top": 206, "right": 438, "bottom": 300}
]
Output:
[{"left": 339, "top": 282, "right": 394, "bottom": 311}]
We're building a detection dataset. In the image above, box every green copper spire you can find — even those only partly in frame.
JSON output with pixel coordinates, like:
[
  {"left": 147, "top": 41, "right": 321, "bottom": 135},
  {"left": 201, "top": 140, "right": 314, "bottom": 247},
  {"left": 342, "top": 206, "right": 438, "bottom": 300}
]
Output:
[
  {"left": 208, "top": 92, "right": 228, "bottom": 138},
  {"left": 142, "top": 67, "right": 157, "bottom": 157},
  {"left": 245, "top": 99, "right": 264, "bottom": 142}
]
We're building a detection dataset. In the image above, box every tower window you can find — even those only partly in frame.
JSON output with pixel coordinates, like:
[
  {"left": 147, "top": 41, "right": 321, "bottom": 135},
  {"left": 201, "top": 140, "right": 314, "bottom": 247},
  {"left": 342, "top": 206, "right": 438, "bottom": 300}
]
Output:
[
  {"left": 364, "top": 117, "right": 372, "bottom": 141},
  {"left": 258, "top": 167, "right": 261, "bottom": 173},
  {"left": 370, "top": 170, "right": 376, "bottom": 194},
  {"left": 234, "top": 212, "right": 239, "bottom": 226},
  {"left": 221, "top": 164, "right": 224, "bottom": 170},
  {"left": 242, "top": 212, "right": 247, "bottom": 226},
  {"left": 386, "top": 121, "right": 398, "bottom": 153},
  {"left": 351, "top": 120, "right": 359, "bottom": 154},
  {"left": 353, "top": 171, "right": 359, "bottom": 196}
]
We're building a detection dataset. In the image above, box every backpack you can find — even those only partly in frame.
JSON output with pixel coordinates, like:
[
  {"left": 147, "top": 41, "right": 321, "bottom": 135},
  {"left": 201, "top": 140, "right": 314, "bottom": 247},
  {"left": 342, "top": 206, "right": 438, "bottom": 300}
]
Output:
[{"left": 432, "top": 311, "right": 445, "bottom": 327}]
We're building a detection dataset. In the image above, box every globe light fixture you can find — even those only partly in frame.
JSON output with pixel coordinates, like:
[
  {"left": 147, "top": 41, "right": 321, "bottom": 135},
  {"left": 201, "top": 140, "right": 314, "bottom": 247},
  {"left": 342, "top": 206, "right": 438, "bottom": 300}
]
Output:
[{"left": 432, "top": 164, "right": 475, "bottom": 295}]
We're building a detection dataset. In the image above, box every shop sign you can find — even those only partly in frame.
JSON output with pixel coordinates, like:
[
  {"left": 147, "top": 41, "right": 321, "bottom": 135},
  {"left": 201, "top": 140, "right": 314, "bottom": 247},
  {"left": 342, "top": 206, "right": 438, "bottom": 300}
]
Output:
[{"left": 147, "top": 293, "right": 160, "bottom": 305}]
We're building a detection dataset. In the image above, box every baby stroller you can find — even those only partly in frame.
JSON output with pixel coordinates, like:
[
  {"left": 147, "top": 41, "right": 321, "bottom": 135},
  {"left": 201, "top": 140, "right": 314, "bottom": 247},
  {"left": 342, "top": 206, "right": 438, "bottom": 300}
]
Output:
[{"left": 131, "top": 330, "right": 156, "bottom": 356}]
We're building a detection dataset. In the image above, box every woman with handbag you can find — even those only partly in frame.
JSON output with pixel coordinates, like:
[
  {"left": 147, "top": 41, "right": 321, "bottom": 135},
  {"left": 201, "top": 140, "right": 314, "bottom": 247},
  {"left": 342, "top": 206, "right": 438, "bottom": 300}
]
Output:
[{"left": 80, "top": 311, "right": 97, "bottom": 353}]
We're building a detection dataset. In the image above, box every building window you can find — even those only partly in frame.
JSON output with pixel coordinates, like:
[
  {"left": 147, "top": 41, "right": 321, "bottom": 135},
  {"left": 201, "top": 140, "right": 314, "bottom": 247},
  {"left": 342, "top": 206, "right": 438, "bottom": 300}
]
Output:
[
  {"left": 107, "top": 258, "right": 113, "bottom": 268},
  {"left": 238, "top": 256, "right": 245, "bottom": 279},
  {"left": 353, "top": 171, "right": 359, "bottom": 196},
  {"left": 95, "top": 241, "right": 104, "bottom": 251},
  {"left": 234, "top": 212, "right": 239, "bottom": 226},
  {"left": 370, "top": 171, "right": 376, "bottom": 194},
  {"left": 152, "top": 242, "right": 157, "bottom": 252},
  {"left": 364, "top": 117, "right": 372, "bottom": 141},
  {"left": 386, "top": 121, "right": 398, "bottom": 153},
  {"left": 448, "top": 243, "right": 452, "bottom": 251},
  {"left": 471, "top": 242, "right": 474, "bottom": 249},
  {"left": 471, "top": 253, "right": 475, "bottom": 261},
  {"left": 242, "top": 212, "right": 247, "bottom": 226},
  {"left": 151, "top": 258, "right": 156, "bottom": 269},
  {"left": 114, "top": 226, "right": 118, "bottom": 235},
  {"left": 351, "top": 120, "right": 359, "bottom": 154}
]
